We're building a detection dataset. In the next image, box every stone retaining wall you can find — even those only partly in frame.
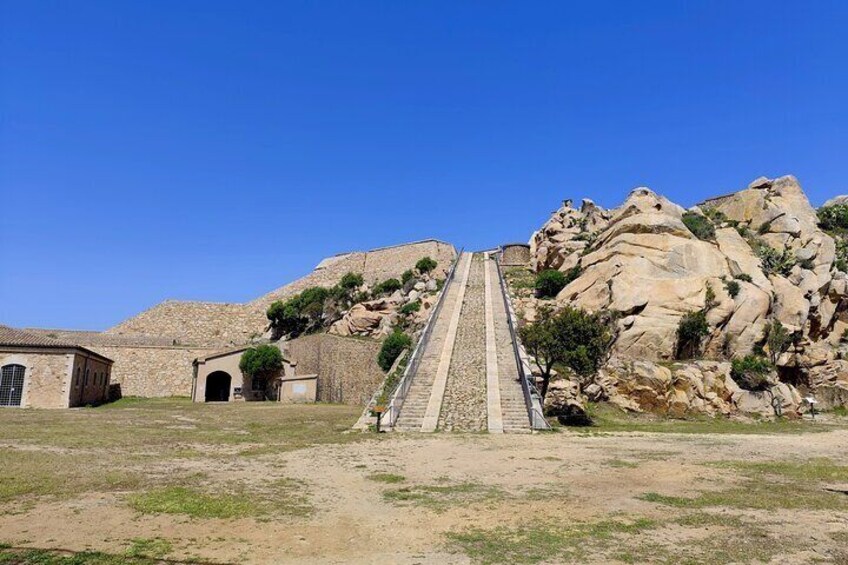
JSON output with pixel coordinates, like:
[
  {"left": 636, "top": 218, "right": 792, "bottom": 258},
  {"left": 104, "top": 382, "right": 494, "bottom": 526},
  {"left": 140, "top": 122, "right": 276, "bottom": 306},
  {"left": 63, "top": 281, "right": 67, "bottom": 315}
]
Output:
[
  {"left": 85, "top": 344, "right": 216, "bottom": 397},
  {"left": 284, "top": 333, "right": 384, "bottom": 405}
]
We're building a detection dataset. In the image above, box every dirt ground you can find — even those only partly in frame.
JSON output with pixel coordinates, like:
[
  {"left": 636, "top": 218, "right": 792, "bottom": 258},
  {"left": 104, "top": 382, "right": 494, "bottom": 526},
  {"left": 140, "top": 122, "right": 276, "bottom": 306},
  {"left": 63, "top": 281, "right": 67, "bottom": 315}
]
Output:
[{"left": 1, "top": 400, "right": 847, "bottom": 564}]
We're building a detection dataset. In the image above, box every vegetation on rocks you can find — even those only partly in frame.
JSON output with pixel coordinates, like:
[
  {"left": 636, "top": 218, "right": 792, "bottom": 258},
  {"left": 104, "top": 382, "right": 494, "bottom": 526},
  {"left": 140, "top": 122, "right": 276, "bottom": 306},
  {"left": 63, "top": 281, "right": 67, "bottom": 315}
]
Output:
[
  {"left": 518, "top": 306, "right": 613, "bottom": 398},
  {"left": 339, "top": 272, "right": 364, "bottom": 290},
  {"left": 534, "top": 269, "right": 567, "bottom": 299},
  {"left": 760, "top": 319, "right": 791, "bottom": 364},
  {"left": 266, "top": 286, "right": 330, "bottom": 338},
  {"left": 730, "top": 355, "right": 773, "bottom": 391},
  {"left": 399, "top": 300, "right": 421, "bottom": 315},
  {"left": 675, "top": 310, "right": 709, "bottom": 359},
  {"left": 373, "top": 278, "right": 402, "bottom": 295},
  {"left": 682, "top": 211, "right": 716, "bottom": 241},
  {"left": 724, "top": 279, "right": 740, "bottom": 298},
  {"left": 377, "top": 330, "right": 412, "bottom": 372},
  {"left": 750, "top": 239, "right": 796, "bottom": 276},
  {"left": 817, "top": 203, "right": 848, "bottom": 232},
  {"left": 415, "top": 256, "right": 438, "bottom": 273}
]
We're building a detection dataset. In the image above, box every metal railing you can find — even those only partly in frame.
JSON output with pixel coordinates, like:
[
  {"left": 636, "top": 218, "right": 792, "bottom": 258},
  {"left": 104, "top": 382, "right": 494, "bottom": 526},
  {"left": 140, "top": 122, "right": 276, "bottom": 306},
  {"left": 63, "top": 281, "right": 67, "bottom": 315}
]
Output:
[
  {"left": 494, "top": 251, "right": 551, "bottom": 430},
  {"left": 377, "top": 248, "right": 465, "bottom": 429}
]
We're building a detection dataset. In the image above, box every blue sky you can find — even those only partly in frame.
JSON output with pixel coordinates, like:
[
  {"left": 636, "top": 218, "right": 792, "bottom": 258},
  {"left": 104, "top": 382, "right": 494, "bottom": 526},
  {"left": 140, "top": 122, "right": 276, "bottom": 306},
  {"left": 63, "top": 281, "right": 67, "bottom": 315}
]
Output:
[{"left": 1, "top": 1, "right": 847, "bottom": 330}]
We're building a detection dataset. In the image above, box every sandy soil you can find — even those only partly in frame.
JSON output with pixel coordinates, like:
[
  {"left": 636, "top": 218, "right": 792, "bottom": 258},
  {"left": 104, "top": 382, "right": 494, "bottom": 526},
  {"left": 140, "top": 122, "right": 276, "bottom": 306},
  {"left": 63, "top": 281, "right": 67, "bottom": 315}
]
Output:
[{"left": 2, "top": 427, "right": 848, "bottom": 564}]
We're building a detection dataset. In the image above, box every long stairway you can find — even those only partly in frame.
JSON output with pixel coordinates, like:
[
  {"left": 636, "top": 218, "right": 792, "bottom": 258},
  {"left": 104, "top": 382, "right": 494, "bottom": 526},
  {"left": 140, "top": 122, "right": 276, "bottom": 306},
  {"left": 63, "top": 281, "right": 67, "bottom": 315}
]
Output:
[
  {"left": 394, "top": 253, "right": 472, "bottom": 431},
  {"left": 487, "top": 257, "right": 532, "bottom": 433},
  {"left": 392, "top": 251, "right": 531, "bottom": 433}
]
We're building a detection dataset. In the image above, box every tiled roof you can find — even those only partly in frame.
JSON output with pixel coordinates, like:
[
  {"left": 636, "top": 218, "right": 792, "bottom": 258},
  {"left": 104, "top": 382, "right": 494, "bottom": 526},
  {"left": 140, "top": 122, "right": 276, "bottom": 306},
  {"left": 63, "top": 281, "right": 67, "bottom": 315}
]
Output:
[
  {"left": 0, "top": 325, "right": 79, "bottom": 347},
  {"left": 0, "top": 324, "right": 113, "bottom": 362}
]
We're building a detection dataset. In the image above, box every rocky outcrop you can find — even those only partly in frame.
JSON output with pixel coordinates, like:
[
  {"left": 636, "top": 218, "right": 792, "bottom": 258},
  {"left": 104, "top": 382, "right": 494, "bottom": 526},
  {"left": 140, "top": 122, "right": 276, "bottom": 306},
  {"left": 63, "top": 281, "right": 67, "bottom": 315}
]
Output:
[
  {"left": 521, "top": 175, "right": 848, "bottom": 410},
  {"left": 542, "top": 357, "right": 803, "bottom": 419}
]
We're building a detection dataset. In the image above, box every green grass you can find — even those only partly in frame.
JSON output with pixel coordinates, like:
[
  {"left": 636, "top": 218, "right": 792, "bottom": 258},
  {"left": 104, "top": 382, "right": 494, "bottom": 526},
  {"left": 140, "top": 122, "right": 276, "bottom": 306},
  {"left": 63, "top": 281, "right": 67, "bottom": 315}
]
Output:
[
  {"left": 639, "top": 457, "right": 848, "bottom": 512},
  {"left": 383, "top": 482, "right": 506, "bottom": 512},
  {"left": 445, "top": 518, "right": 658, "bottom": 564},
  {"left": 128, "top": 487, "right": 256, "bottom": 519},
  {"left": 128, "top": 482, "right": 311, "bottom": 519},
  {"left": 0, "top": 398, "right": 368, "bottom": 510},
  {"left": 366, "top": 473, "right": 406, "bottom": 484},
  {"left": 124, "top": 538, "right": 172, "bottom": 559},
  {"left": 0, "top": 546, "right": 168, "bottom": 564}
]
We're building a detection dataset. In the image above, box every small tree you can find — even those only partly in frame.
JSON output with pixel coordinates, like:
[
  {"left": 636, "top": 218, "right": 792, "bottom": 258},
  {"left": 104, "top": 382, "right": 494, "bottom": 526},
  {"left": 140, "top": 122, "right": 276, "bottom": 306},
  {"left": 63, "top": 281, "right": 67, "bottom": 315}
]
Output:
[
  {"left": 675, "top": 310, "right": 709, "bottom": 359},
  {"left": 763, "top": 319, "right": 790, "bottom": 365},
  {"left": 535, "top": 269, "right": 568, "bottom": 299},
  {"left": 266, "top": 286, "right": 330, "bottom": 338},
  {"left": 518, "top": 306, "right": 612, "bottom": 398},
  {"left": 378, "top": 330, "right": 412, "bottom": 372},
  {"left": 239, "top": 345, "right": 284, "bottom": 392},
  {"left": 416, "top": 257, "right": 437, "bottom": 273}
]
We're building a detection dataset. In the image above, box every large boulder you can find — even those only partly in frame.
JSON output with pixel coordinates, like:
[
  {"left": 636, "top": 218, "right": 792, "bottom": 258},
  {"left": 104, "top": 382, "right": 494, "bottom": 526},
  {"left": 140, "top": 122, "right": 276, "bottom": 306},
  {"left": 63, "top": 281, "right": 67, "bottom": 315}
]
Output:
[{"left": 328, "top": 298, "right": 399, "bottom": 337}]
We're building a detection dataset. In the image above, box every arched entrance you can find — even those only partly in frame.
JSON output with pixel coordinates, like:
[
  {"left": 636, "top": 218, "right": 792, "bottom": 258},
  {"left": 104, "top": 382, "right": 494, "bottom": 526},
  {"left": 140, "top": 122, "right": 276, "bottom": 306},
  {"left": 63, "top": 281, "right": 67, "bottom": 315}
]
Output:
[
  {"left": 205, "top": 371, "right": 231, "bottom": 402},
  {"left": 0, "top": 364, "right": 26, "bottom": 407}
]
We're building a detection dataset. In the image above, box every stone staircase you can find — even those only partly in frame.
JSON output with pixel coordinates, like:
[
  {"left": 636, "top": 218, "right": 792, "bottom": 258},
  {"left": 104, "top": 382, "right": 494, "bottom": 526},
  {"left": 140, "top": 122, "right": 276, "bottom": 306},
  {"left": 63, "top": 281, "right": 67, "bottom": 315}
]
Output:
[
  {"left": 487, "top": 257, "right": 532, "bottom": 433},
  {"left": 391, "top": 251, "right": 532, "bottom": 433},
  {"left": 393, "top": 253, "right": 472, "bottom": 431}
]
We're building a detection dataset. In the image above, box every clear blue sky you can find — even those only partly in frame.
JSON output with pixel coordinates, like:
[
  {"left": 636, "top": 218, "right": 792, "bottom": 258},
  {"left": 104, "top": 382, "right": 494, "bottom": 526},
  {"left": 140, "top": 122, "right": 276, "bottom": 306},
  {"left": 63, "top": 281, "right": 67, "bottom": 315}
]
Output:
[{"left": 1, "top": 1, "right": 846, "bottom": 330}]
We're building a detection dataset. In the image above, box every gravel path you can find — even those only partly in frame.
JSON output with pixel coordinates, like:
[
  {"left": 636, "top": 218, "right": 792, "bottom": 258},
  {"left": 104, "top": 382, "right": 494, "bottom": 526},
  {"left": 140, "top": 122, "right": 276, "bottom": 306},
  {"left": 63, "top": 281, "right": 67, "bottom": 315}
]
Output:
[{"left": 438, "top": 253, "right": 487, "bottom": 431}]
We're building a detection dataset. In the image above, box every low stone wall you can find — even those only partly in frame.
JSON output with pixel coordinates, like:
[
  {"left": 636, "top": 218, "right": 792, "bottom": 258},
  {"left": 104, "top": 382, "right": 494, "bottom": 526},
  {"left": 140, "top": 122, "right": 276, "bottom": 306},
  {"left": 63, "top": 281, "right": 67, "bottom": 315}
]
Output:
[
  {"left": 284, "top": 333, "right": 384, "bottom": 405},
  {"left": 87, "top": 344, "right": 217, "bottom": 397}
]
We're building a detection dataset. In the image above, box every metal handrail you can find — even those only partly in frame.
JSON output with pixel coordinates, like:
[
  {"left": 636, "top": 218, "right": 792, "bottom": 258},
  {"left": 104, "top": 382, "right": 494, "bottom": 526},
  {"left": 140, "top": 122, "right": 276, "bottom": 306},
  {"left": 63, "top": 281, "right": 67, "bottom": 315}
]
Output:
[
  {"left": 380, "top": 248, "right": 464, "bottom": 428},
  {"left": 494, "top": 251, "right": 551, "bottom": 430}
]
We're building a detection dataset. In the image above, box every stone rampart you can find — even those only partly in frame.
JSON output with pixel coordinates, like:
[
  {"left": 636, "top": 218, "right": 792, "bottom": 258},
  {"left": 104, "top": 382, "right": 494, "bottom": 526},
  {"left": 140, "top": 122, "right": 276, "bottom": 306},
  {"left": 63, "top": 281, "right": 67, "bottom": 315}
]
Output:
[{"left": 284, "top": 333, "right": 384, "bottom": 405}]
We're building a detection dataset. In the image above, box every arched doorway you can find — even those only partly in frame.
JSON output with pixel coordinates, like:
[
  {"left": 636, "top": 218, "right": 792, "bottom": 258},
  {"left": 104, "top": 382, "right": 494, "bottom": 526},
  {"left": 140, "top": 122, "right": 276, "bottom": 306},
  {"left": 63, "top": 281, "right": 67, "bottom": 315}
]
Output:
[
  {"left": 0, "top": 364, "right": 26, "bottom": 407},
  {"left": 205, "top": 371, "right": 231, "bottom": 402}
]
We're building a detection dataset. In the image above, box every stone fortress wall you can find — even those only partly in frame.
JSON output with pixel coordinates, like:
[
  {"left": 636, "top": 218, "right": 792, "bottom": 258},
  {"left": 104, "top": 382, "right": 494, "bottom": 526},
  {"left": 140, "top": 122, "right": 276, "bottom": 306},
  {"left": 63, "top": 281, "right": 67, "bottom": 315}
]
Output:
[
  {"left": 29, "top": 239, "right": 456, "bottom": 400},
  {"left": 284, "top": 333, "right": 384, "bottom": 405}
]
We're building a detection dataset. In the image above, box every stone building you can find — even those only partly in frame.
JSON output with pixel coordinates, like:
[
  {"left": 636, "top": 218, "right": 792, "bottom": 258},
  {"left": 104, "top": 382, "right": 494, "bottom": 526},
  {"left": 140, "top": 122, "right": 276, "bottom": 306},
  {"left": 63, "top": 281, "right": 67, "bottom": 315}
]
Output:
[
  {"left": 0, "top": 325, "right": 112, "bottom": 408},
  {"left": 26, "top": 239, "right": 456, "bottom": 401},
  {"left": 191, "top": 344, "right": 317, "bottom": 403},
  {"left": 500, "top": 243, "right": 531, "bottom": 267}
]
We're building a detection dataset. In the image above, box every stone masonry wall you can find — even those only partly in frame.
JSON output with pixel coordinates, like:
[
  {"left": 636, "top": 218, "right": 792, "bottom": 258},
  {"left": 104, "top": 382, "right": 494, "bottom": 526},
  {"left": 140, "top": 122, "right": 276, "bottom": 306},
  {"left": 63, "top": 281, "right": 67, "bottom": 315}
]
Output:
[
  {"left": 252, "top": 239, "right": 457, "bottom": 310},
  {"left": 284, "top": 333, "right": 384, "bottom": 405},
  {"left": 106, "top": 301, "right": 264, "bottom": 348},
  {"left": 86, "top": 345, "right": 216, "bottom": 397},
  {"left": 500, "top": 244, "right": 531, "bottom": 267},
  {"left": 1, "top": 351, "right": 72, "bottom": 409}
]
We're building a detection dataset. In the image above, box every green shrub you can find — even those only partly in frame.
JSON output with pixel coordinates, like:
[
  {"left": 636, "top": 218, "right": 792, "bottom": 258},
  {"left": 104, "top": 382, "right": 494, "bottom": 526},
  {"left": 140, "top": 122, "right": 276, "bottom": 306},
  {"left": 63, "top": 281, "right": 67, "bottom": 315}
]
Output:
[
  {"left": 239, "top": 345, "right": 283, "bottom": 381},
  {"left": 834, "top": 238, "right": 848, "bottom": 273},
  {"left": 378, "top": 331, "right": 412, "bottom": 372},
  {"left": 817, "top": 204, "right": 848, "bottom": 232},
  {"left": 682, "top": 212, "right": 715, "bottom": 241},
  {"left": 400, "top": 300, "right": 421, "bottom": 315},
  {"left": 401, "top": 269, "right": 415, "bottom": 284},
  {"left": 339, "top": 272, "right": 364, "bottom": 290},
  {"left": 374, "top": 278, "right": 402, "bottom": 295},
  {"left": 724, "top": 280, "right": 740, "bottom": 298},
  {"left": 755, "top": 243, "right": 796, "bottom": 276},
  {"left": 734, "top": 273, "right": 753, "bottom": 283},
  {"left": 675, "top": 310, "right": 709, "bottom": 359},
  {"left": 535, "top": 269, "right": 568, "bottom": 299},
  {"left": 730, "top": 355, "right": 772, "bottom": 392},
  {"left": 415, "top": 257, "right": 437, "bottom": 273},
  {"left": 266, "top": 286, "right": 329, "bottom": 337}
]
